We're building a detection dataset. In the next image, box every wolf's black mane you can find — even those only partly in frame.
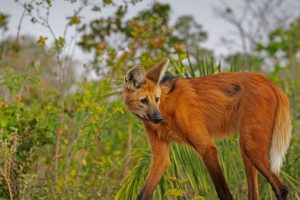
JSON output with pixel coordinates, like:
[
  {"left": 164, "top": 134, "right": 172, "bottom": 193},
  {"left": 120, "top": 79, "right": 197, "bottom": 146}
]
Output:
[{"left": 160, "top": 75, "right": 176, "bottom": 84}]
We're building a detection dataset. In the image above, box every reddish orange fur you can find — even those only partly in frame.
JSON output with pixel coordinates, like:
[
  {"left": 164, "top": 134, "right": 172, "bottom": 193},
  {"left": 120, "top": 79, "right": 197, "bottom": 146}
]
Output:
[{"left": 124, "top": 60, "right": 291, "bottom": 200}]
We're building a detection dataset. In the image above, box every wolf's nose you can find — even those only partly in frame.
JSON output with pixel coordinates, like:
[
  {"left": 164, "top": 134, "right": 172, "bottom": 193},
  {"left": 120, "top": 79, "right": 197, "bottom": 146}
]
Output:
[{"left": 152, "top": 115, "right": 163, "bottom": 123}]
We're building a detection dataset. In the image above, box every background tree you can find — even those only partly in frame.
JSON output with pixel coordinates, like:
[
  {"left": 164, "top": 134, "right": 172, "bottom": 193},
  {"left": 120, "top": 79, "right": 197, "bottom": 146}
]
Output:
[
  {"left": 215, "top": 0, "right": 299, "bottom": 70},
  {"left": 78, "top": 2, "right": 212, "bottom": 77},
  {"left": 0, "top": 12, "right": 9, "bottom": 36},
  {"left": 256, "top": 17, "right": 300, "bottom": 117}
]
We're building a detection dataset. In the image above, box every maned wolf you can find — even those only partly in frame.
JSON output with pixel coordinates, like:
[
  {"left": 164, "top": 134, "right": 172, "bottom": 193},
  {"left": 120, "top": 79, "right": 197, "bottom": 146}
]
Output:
[{"left": 123, "top": 58, "right": 292, "bottom": 200}]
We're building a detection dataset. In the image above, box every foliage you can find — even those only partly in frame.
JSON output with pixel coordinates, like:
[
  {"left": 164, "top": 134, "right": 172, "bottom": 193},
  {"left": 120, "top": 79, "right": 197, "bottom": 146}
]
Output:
[
  {"left": 78, "top": 2, "right": 211, "bottom": 75},
  {"left": 0, "top": 12, "right": 9, "bottom": 33},
  {"left": 224, "top": 52, "right": 263, "bottom": 72},
  {"left": 0, "top": 59, "right": 144, "bottom": 199},
  {"left": 256, "top": 17, "right": 300, "bottom": 60}
]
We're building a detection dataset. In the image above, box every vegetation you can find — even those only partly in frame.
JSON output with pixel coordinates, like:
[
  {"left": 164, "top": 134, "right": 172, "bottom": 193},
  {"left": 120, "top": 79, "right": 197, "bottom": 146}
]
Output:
[{"left": 0, "top": 1, "right": 299, "bottom": 199}]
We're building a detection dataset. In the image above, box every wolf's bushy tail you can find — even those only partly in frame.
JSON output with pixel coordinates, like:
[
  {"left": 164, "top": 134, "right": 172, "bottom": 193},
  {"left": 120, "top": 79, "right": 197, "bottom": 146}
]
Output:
[{"left": 269, "top": 86, "right": 292, "bottom": 174}]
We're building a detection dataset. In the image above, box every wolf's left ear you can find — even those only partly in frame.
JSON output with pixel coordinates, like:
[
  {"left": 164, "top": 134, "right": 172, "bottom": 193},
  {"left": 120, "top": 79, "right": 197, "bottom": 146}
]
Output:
[
  {"left": 146, "top": 58, "right": 169, "bottom": 85},
  {"left": 125, "top": 65, "right": 145, "bottom": 90}
]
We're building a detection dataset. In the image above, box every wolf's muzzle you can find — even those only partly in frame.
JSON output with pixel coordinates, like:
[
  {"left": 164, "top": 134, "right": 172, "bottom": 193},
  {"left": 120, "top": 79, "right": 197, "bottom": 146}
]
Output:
[{"left": 149, "top": 113, "right": 163, "bottom": 124}]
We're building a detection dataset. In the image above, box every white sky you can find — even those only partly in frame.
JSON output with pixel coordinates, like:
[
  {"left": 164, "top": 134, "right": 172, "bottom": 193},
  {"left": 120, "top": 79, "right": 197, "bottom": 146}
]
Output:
[{"left": 0, "top": 0, "right": 299, "bottom": 63}]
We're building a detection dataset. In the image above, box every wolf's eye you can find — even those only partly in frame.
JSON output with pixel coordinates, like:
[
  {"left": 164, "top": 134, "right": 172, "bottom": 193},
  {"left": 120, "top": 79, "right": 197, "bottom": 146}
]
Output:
[
  {"left": 155, "top": 97, "right": 159, "bottom": 103},
  {"left": 140, "top": 98, "right": 148, "bottom": 105}
]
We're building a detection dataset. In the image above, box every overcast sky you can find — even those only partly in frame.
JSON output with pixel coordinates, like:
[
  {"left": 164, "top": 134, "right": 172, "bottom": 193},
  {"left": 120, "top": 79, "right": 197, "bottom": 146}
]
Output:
[{"left": 1, "top": 0, "right": 299, "bottom": 62}]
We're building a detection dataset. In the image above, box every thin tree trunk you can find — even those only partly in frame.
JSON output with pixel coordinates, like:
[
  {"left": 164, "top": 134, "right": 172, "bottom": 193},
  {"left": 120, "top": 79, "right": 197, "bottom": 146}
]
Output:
[{"left": 53, "top": 118, "right": 63, "bottom": 182}]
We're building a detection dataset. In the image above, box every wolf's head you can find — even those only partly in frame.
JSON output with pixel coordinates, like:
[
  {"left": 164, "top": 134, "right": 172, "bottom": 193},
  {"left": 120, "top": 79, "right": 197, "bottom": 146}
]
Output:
[{"left": 124, "top": 58, "right": 169, "bottom": 124}]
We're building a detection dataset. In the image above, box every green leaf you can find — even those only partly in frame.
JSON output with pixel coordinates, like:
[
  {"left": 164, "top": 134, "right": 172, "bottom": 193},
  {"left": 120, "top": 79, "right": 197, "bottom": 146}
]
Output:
[
  {"left": 9, "top": 126, "right": 18, "bottom": 132},
  {"left": 165, "top": 188, "right": 183, "bottom": 197},
  {"left": 71, "top": 169, "right": 76, "bottom": 177},
  {"left": 37, "top": 36, "right": 48, "bottom": 47},
  {"left": 103, "top": 0, "right": 113, "bottom": 5},
  {"left": 68, "top": 15, "right": 81, "bottom": 26},
  {"left": 29, "top": 118, "right": 37, "bottom": 128},
  {"left": 0, "top": 118, "right": 8, "bottom": 128},
  {"left": 54, "top": 37, "right": 65, "bottom": 52},
  {"left": 178, "top": 53, "right": 187, "bottom": 61},
  {"left": 91, "top": 6, "right": 101, "bottom": 12},
  {"left": 46, "top": 0, "right": 52, "bottom": 6}
]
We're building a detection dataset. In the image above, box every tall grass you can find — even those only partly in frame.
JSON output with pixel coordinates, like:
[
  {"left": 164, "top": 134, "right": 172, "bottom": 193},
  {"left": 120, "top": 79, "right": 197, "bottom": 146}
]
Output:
[{"left": 115, "top": 55, "right": 300, "bottom": 199}]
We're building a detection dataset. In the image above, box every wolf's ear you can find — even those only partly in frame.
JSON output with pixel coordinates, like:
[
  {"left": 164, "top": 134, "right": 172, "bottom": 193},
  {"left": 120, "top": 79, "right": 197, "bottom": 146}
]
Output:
[
  {"left": 146, "top": 58, "right": 169, "bottom": 84},
  {"left": 125, "top": 65, "right": 145, "bottom": 90}
]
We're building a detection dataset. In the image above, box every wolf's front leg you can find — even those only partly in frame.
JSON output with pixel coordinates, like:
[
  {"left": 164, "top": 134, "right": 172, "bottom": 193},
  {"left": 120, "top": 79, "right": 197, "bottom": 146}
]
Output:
[
  {"left": 187, "top": 126, "right": 233, "bottom": 200},
  {"left": 137, "top": 131, "right": 170, "bottom": 200}
]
